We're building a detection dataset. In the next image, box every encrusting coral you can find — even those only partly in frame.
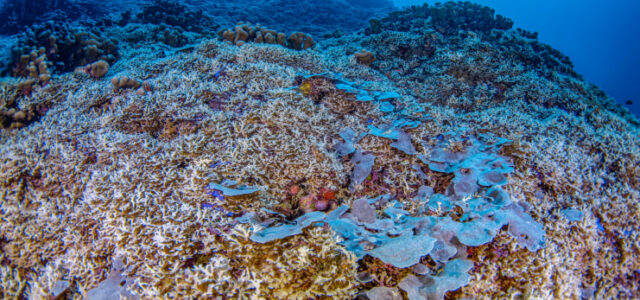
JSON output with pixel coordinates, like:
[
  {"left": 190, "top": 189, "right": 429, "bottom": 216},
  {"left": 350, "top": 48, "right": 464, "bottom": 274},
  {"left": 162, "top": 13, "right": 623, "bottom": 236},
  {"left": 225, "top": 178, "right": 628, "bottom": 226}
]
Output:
[{"left": 0, "top": 2, "right": 639, "bottom": 299}]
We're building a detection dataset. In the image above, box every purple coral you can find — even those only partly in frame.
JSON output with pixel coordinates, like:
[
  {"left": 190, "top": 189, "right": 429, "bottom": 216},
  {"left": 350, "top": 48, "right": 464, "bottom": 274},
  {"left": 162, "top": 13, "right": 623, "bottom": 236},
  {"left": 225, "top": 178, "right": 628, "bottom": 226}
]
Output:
[{"left": 350, "top": 149, "right": 375, "bottom": 190}]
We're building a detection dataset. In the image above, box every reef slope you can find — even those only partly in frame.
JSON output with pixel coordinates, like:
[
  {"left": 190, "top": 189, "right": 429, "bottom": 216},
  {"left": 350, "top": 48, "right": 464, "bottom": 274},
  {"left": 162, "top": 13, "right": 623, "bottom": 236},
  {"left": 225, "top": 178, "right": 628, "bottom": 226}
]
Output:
[{"left": 1, "top": 2, "right": 639, "bottom": 299}]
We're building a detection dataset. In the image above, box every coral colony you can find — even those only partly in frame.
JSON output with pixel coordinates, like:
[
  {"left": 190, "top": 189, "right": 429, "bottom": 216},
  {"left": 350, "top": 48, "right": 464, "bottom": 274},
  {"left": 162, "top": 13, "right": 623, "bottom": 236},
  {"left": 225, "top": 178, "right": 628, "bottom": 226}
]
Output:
[{"left": 1, "top": 0, "right": 639, "bottom": 299}]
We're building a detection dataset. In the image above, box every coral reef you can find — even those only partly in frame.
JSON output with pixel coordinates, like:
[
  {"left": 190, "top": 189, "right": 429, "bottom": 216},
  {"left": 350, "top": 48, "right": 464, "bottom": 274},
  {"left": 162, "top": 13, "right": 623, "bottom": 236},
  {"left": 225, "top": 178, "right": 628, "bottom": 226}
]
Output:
[
  {"left": 0, "top": 47, "right": 52, "bottom": 130},
  {"left": 108, "top": 22, "right": 200, "bottom": 48},
  {"left": 354, "top": 49, "right": 375, "bottom": 66},
  {"left": 202, "top": 0, "right": 394, "bottom": 39},
  {"left": 0, "top": 90, "right": 37, "bottom": 129},
  {"left": 363, "top": 1, "right": 575, "bottom": 78},
  {"left": 5, "top": 20, "right": 118, "bottom": 75},
  {"left": 75, "top": 60, "right": 109, "bottom": 79},
  {"left": 0, "top": 0, "right": 79, "bottom": 34},
  {"left": 11, "top": 47, "right": 51, "bottom": 83},
  {"left": 368, "top": 1, "right": 513, "bottom": 35},
  {"left": 0, "top": 1, "right": 639, "bottom": 300},
  {"left": 217, "top": 22, "right": 315, "bottom": 50},
  {"left": 322, "top": 5, "right": 638, "bottom": 126},
  {"left": 133, "top": 0, "right": 219, "bottom": 34},
  {"left": 110, "top": 76, "right": 151, "bottom": 95},
  {"left": 0, "top": 68, "right": 60, "bottom": 130},
  {"left": 251, "top": 130, "right": 545, "bottom": 294},
  {"left": 110, "top": 76, "right": 140, "bottom": 91}
]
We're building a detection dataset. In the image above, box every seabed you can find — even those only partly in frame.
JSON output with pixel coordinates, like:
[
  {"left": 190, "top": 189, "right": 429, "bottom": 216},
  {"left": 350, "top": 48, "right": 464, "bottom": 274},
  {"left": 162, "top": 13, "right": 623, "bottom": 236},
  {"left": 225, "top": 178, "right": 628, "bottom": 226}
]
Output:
[{"left": 0, "top": 2, "right": 639, "bottom": 299}]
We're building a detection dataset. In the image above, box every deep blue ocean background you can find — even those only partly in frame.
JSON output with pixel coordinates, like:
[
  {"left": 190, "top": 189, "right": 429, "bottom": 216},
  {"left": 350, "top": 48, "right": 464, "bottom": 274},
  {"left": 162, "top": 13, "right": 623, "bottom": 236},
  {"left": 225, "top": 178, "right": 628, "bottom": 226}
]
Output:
[{"left": 396, "top": 0, "right": 640, "bottom": 118}]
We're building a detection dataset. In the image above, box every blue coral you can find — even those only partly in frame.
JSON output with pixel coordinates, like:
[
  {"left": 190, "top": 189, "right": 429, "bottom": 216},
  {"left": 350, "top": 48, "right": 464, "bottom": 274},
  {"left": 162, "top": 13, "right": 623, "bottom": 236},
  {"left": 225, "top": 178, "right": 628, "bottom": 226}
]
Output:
[{"left": 250, "top": 130, "right": 546, "bottom": 298}]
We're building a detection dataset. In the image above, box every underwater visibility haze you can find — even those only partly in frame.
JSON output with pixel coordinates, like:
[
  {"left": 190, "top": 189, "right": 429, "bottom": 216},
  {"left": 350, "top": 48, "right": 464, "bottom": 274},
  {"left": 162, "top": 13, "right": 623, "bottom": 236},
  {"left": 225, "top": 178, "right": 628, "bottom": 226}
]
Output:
[
  {"left": 0, "top": 0, "right": 639, "bottom": 299},
  {"left": 397, "top": 0, "right": 640, "bottom": 119}
]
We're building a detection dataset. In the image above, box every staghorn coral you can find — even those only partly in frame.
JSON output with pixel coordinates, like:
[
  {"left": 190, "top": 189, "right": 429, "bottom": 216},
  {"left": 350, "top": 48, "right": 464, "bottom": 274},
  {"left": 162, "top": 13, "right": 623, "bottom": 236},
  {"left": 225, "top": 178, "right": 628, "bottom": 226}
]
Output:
[
  {"left": 0, "top": 39, "right": 368, "bottom": 298},
  {"left": 224, "top": 225, "right": 359, "bottom": 299}
]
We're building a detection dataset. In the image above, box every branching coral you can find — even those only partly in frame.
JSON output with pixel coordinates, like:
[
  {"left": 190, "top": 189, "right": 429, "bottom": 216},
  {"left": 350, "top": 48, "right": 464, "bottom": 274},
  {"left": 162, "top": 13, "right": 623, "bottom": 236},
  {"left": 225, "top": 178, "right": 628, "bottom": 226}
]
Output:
[{"left": 0, "top": 6, "right": 639, "bottom": 298}]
